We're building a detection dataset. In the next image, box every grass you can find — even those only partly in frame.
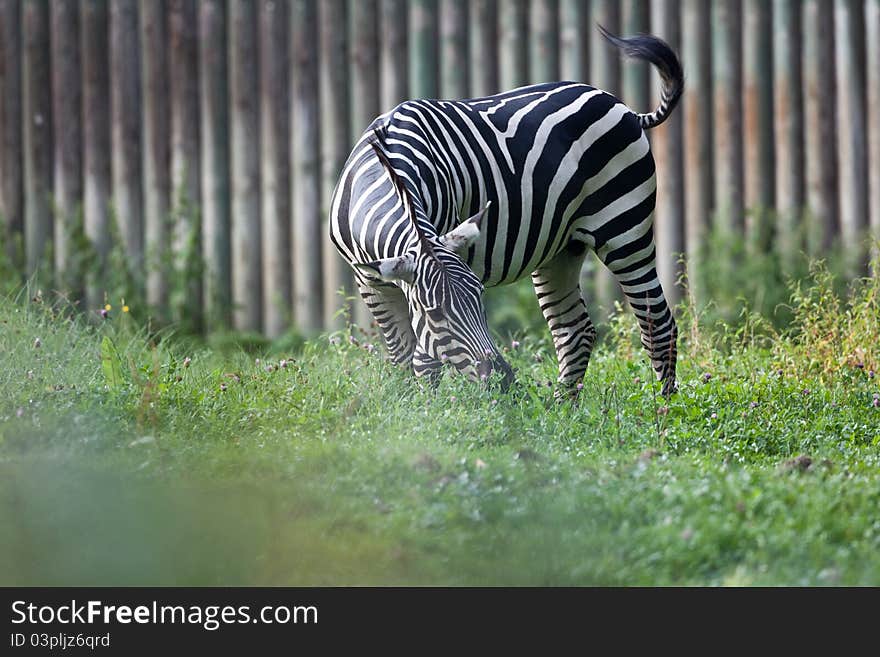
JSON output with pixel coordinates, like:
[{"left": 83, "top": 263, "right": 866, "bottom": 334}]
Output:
[{"left": 1, "top": 260, "right": 879, "bottom": 586}]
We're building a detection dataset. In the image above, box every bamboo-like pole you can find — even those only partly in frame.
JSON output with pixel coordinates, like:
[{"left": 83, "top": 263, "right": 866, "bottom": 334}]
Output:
[
  {"left": 469, "top": 0, "right": 498, "bottom": 97},
  {"left": 682, "top": 0, "right": 712, "bottom": 300},
  {"left": 409, "top": 0, "right": 439, "bottom": 99},
  {"left": 499, "top": 0, "right": 528, "bottom": 91},
  {"left": 803, "top": 0, "right": 839, "bottom": 255},
  {"left": 773, "top": 0, "right": 805, "bottom": 275},
  {"left": 23, "top": 0, "right": 53, "bottom": 282},
  {"left": 651, "top": 0, "right": 684, "bottom": 308},
  {"left": 259, "top": 0, "right": 291, "bottom": 338},
  {"left": 50, "top": 0, "right": 82, "bottom": 292},
  {"left": 529, "top": 0, "right": 560, "bottom": 85},
  {"left": 835, "top": 0, "right": 868, "bottom": 273},
  {"left": 140, "top": 0, "right": 170, "bottom": 314},
  {"left": 712, "top": 0, "right": 744, "bottom": 237},
  {"left": 868, "top": 0, "right": 880, "bottom": 254},
  {"left": 0, "top": 0, "right": 23, "bottom": 272},
  {"left": 440, "top": 0, "right": 469, "bottom": 99},
  {"left": 380, "top": 0, "right": 408, "bottom": 111},
  {"left": 743, "top": 0, "right": 775, "bottom": 251},
  {"left": 110, "top": 0, "right": 143, "bottom": 281},
  {"left": 81, "top": 0, "right": 110, "bottom": 309},
  {"left": 320, "top": 0, "right": 352, "bottom": 330},
  {"left": 291, "top": 0, "right": 323, "bottom": 334},
  {"left": 199, "top": 0, "right": 231, "bottom": 329},
  {"left": 621, "top": 0, "right": 650, "bottom": 111},
  {"left": 229, "top": 0, "right": 262, "bottom": 332}
]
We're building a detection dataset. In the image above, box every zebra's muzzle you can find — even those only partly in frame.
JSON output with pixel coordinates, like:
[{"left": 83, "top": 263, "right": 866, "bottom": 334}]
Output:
[{"left": 477, "top": 356, "right": 515, "bottom": 392}]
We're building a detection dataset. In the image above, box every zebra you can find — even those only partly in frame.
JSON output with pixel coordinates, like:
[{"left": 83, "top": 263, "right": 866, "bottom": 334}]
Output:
[{"left": 329, "top": 28, "right": 683, "bottom": 397}]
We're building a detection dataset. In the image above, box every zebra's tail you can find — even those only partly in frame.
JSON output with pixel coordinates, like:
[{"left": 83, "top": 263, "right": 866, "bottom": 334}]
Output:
[{"left": 598, "top": 25, "right": 684, "bottom": 131}]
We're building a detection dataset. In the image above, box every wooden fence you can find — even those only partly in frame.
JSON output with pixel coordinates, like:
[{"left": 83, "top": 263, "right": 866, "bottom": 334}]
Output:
[{"left": 1, "top": 0, "right": 879, "bottom": 336}]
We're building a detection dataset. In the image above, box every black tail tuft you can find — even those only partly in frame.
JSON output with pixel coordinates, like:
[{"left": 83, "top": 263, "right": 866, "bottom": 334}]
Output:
[{"left": 598, "top": 25, "right": 684, "bottom": 130}]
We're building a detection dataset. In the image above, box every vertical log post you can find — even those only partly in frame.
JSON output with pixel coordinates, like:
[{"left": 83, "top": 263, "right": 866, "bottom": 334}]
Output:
[
  {"left": 743, "top": 0, "right": 775, "bottom": 252},
  {"left": 440, "top": 0, "right": 469, "bottom": 99},
  {"left": 169, "top": 0, "right": 201, "bottom": 330},
  {"left": 868, "top": 0, "right": 880, "bottom": 256},
  {"left": 23, "top": 0, "right": 53, "bottom": 283},
  {"left": 500, "top": 0, "right": 528, "bottom": 91},
  {"left": 682, "top": 0, "right": 712, "bottom": 302},
  {"left": 651, "top": 0, "right": 684, "bottom": 308},
  {"left": 291, "top": 0, "right": 323, "bottom": 334},
  {"left": 320, "top": 0, "right": 352, "bottom": 329},
  {"left": 140, "top": 0, "right": 170, "bottom": 315},
  {"left": 529, "top": 0, "right": 560, "bottom": 85},
  {"left": 409, "top": 0, "right": 439, "bottom": 99},
  {"left": 259, "top": 0, "right": 291, "bottom": 338},
  {"left": 110, "top": 0, "right": 143, "bottom": 286},
  {"left": 199, "top": 0, "right": 231, "bottom": 329},
  {"left": 835, "top": 0, "right": 868, "bottom": 274},
  {"left": 229, "top": 0, "right": 262, "bottom": 332},
  {"left": 469, "top": 0, "right": 498, "bottom": 97},
  {"left": 380, "top": 0, "right": 408, "bottom": 111},
  {"left": 773, "top": 0, "right": 805, "bottom": 276},
  {"left": 803, "top": 0, "right": 839, "bottom": 255},
  {"left": 81, "top": 0, "right": 110, "bottom": 309},
  {"left": 0, "top": 0, "right": 23, "bottom": 273},
  {"left": 621, "top": 0, "right": 650, "bottom": 111},
  {"left": 50, "top": 0, "right": 82, "bottom": 293}
]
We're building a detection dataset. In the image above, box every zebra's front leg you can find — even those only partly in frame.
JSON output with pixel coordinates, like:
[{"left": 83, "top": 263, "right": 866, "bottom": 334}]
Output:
[
  {"left": 532, "top": 247, "right": 597, "bottom": 400},
  {"left": 357, "top": 280, "right": 417, "bottom": 367}
]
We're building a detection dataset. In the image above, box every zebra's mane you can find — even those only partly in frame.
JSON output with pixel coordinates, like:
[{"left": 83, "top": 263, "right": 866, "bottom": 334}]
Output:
[{"left": 367, "top": 129, "right": 439, "bottom": 262}]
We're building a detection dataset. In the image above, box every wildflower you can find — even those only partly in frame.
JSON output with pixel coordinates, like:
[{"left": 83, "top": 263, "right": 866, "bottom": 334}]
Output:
[
  {"left": 710, "top": 412, "right": 718, "bottom": 420},
  {"left": 219, "top": 383, "right": 227, "bottom": 392},
  {"left": 16, "top": 407, "right": 24, "bottom": 418},
  {"left": 750, "top": 401, "right": 759, "bottom": 409},
  {"left": 183, "top": 357, "right": 192, "bottom": 368},
  {"left": 511, "top": 340, "right": 520, "bottom": 350},
  {"left": 480, "top": 373, "right": 488, "bottom": 382},
  {"left": 266, "top": 365, "right": 275, "bottom": 373},
  {"left": 873, "top": 398, "right": 879, "bottom": 408},
  {"left": 365, "top": 344, "right": 376, "bottom": 354},
  {"left": 100, "top": 308, "right": 108, "bottom": 319},
  {"left": 490, "top": 399, "right": 498, "bottom": 405},
  {"left": 33, "top": 337, "right": 41, "bottom": 349},
  {"left": 329, "top": 336, "right": 341, "bottom": 346},
  {"left": 657, "top": 405, "right": 669, "bottom": 416},
  {"left": 533, "top": 353, "right": 543, "bottom": 363},
  {"left": 576, "top": 382, "right": 584, "bottom": 392},
  {"left": 279, "top": 359, "right": 288, "bottom": 368},
  {"left": 440, "top": 354, "right": 448, "bottom": 362},
  {"left": 475, "top": 458, "right": 487, "bottom": 470},
  {"left": 702, "top": 372, "right": 711, "bottom": 383},
  {"left": 349, "top": 335, "right": 359, "bottom": 346},
  {"left": 802, "top": 389, "right": 810, "bottom": 396},
  {"left": 104, "top": 304, "right": 112, "bottom": 312},
  {"left": 633, "top": 376, "right": 641, "bottom": 385},
  {"left": 122, "top": 304, "right": 129, "bottom": 313},
  {"left": 869, "top": 370, "right": 875, "bottom": 380},
  {"left": 450, "top": 395, "right": 457, "bottom": 403},
  {"left": 855, "top": 362, "right": 865, "bottom": 369},
  {"left": 26, "top": 370, "right": 34, "bottom": 380}
]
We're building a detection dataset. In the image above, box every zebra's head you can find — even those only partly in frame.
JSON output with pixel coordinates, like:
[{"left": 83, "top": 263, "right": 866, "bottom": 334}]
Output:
[{"left": 357, "top": 140, "right": 514, "bottom": 390}]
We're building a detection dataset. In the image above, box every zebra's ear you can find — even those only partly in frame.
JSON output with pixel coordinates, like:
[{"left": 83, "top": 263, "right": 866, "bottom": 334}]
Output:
[
  {"left": 439, "top": 201, "right": 491, "bottom": 254},
  {"left": 354, "top": 255, "right": 416, "bottom": 284}
]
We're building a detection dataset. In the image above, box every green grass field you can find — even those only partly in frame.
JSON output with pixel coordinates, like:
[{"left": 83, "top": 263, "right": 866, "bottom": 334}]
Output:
[{"left": 1, "top": 262, "right": 878, "bottom": 586}]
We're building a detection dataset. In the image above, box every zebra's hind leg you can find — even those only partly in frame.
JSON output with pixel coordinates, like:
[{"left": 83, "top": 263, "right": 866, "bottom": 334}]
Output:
[
  {"left": 357, "top": 279, "right": 417, "bottom": 368},
  {"left": 532, "top": 244, "right": 597, "bottom": 399},
  {"left": 600, "top": 238, "right": 678, "bottom": 397}
]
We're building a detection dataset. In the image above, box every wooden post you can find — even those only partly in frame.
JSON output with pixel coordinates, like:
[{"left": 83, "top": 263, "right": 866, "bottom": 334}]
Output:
[
  {"left": 351, "top": 0, "right": 380, "bottom": 328},
  {"left": 81, "top": 0, "right": 110, "bottom": 309},
  {"left": 469, "top": 0, "right": 498, "bottom": 97},
  {"left": 712, "top": 0, "right": 744, "bottom": 237},
  {"left": 380, "top": 0, "right": 408, "bottom": 111},
  {"left": 410, "top": 0, "right": 439, "bottom": 99},
  {"left": 743, "top": 0, "right": 775, "bottom": 252},
  {"left": 529, "top": 0, "right": 560, "bottom": 84},
  {"left": 621, "top": 0, "right": 650, "bottom": 111},
  {"left": 321, "top": 0, "right": 352, "bottom": 329},
  {"left": 835, "top": 0, "right": 868, "bottom": 273},
  {"left": 50, "top": 0, "right": 82, "bottom": 292},
  {"left": 682, "top": 0, "right": 712, "bottom": 301},
  {"left": 140, "top": 0, "right": 170, "bottom": 314},
  {"left": 440, "top": 0, "right": 469, "bottom": 99},
  {"left": 650, "top": 0, "right": 684, "bottom": 309},
  {"left": 22, "top": 0, "right": 52, "bottom": 282},
  {"left": 229, "top": 0, "right": 262, "bottom": 332},
  {"left": 110, "top": 0, "right": 143, "bottom": 282},
  {"left": 259, "top": 0, "right": 291, "bottom": 338},
  {"left": 199, "top": 0, "right": 231, "bottom": 329},
  {"left": 590, "top": 0, "right": 621, "bottom": 314},
  {"left": 291, "top": 0, "right": 323, "bottom": 334},
  {"left": 560, "top": 0, "right": 589, "bottom": 84},
  {"left": 803, "top": 0, "right": 839, "bottom": 255},
  {"left": 169, "top": 0, "right": 201, "bottom": 329},
  {"left": 499, "top": 0, "right": 528, "bottom": 91},
  {"left": 868, "top": 0, "right": 880, "bottom": 254},
  {"left": 0, "top": 0, "right": 23, "bottom": 272},
  {"left": 773, "top": 0, "right": 805, "bottom": 275}
]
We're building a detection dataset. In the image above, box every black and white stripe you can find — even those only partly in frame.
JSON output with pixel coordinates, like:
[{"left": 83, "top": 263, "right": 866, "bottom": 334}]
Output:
[{"left": 330, "top": 29, "right": 683, "bottom": 395}]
